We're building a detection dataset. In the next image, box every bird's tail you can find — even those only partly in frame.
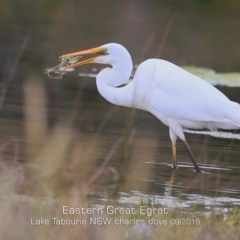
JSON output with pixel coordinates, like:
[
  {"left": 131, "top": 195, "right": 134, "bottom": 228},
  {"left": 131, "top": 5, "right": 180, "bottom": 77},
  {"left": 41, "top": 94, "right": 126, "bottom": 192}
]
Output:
[{"left": 226, "top": 101, "right": 240, "bottom": 128}]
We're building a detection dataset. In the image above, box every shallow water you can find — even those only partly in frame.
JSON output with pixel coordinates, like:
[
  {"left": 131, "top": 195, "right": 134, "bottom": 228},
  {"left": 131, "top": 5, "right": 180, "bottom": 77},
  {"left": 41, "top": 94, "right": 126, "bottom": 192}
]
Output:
[
  {"left": 1, "top": 68, "right": 240, "bottom": 213},
  {"left": 1, "top": 1, "right": 240, "bottom": 215}
]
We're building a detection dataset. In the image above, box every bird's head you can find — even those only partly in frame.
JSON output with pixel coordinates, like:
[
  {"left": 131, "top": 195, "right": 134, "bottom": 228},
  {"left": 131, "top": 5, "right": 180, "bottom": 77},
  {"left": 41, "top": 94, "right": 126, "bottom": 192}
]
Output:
[{"left": 60, "top": 43, "right": 131, "bottom": 70}]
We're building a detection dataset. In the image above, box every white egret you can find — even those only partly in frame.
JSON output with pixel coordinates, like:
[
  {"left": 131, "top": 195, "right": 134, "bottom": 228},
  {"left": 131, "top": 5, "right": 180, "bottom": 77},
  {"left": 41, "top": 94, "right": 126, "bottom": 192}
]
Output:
[{"left": 61, "top": 43, "right": 240, "bottom": 172}]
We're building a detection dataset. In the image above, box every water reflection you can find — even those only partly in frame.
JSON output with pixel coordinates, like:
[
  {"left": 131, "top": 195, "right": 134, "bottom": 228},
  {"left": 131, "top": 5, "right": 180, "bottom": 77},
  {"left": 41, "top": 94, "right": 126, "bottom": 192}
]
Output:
[
  {"left": 185, "top": 130, "right": 240, "bottom": 140},
  {"left": 119, "top": 160, "right": 240, "bottom": 212},
  {"left": 1, "top": 0, "right": 240, "bottom": 216},
  {"left": 1, "top": 66, "right": 240, "bottom": 210},
  {"left": 84, "top": 116, "right": 240, "bottom": 211}
]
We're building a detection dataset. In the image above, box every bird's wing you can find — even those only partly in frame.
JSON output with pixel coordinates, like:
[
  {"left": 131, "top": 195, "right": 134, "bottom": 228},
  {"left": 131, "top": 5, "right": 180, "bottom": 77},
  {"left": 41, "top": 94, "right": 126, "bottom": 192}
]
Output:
[{"left": 141, "top": 60, "right": 232, "bottom": 123}]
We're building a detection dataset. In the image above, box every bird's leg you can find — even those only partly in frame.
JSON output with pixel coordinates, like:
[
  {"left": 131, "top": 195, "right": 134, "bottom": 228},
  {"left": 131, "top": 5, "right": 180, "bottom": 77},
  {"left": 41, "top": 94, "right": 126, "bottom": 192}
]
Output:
[
  {"left": 169, "top": 123, "right": 201, "bottom": 172},
  {"left": 172, "top": 142, "right": 177, "bottom": 169},
  {"left": 169, "top": 128, "right": 178, "bottom": 169},
  {"left": 181, "top": 140, "right": 201, "bottom": 172}
]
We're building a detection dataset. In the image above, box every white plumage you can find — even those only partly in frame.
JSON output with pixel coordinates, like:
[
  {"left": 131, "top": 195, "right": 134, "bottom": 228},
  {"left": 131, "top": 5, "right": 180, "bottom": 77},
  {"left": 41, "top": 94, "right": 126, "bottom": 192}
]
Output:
[{"left": 61, "top": 43, "right": 240, "bottom": 172}]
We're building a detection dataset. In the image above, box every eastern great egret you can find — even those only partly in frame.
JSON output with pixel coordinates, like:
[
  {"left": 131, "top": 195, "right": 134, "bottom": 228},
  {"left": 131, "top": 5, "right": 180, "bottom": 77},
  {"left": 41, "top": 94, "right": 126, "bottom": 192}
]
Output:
[{"left": 61, "top": 43, "right": 240, "bottom": 172}]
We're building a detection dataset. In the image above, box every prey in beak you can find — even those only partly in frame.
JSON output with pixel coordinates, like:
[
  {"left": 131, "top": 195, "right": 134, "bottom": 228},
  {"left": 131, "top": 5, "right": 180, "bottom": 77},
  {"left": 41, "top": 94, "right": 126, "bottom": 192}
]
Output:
[{"left": 45, "top": 47, "right": 108, "bottom": 79}]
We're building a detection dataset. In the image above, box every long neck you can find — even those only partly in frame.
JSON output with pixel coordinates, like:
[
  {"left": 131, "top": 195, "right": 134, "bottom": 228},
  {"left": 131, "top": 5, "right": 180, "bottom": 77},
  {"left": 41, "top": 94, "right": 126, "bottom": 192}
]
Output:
[{"left": 96, "top": 62, "right": 136, "bottom": 108}]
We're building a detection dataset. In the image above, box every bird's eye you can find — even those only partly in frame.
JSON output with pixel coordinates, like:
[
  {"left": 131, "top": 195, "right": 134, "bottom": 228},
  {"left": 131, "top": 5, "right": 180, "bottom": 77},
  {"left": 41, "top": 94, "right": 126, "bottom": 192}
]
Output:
[{"left": 98, "top": 48, "right": 109, "bottom": 55}]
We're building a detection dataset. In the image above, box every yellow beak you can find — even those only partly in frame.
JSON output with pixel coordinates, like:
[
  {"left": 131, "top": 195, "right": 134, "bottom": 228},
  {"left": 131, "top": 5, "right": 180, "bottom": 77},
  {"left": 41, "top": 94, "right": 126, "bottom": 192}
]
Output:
[{"left": 60, "top": 47, "right": 105, "bottom": 71}]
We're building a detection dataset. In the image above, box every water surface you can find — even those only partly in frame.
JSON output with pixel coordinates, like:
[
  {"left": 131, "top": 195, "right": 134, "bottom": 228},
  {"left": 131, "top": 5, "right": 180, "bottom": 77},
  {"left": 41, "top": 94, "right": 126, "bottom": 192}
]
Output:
[{"left": 1, "top": 0, "right": 240, "bottom": 215}]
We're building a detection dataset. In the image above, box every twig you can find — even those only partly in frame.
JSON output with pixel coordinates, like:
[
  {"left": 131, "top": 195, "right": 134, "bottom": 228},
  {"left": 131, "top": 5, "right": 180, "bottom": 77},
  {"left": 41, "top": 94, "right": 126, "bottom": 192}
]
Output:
[
  {"left": 86, "top": 137, "right": 123, "bottom": 187},
  {"left": 156, "top": 16, "right": 175, "bottom": 58},
  {"left": 0, "top": 34, "right": 30, "bottom": 109}
]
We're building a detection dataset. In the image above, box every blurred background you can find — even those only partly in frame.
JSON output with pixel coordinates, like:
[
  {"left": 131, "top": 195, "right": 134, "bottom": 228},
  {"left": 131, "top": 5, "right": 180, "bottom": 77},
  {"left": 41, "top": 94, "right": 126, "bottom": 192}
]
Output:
[
  {"left": 0, "top": 0, "right": 240, "bottom": 240},
  {"left": 0, "top": 1, "right": 240, "bottom": 237},
  {"left": 2, "top": 0, "right": 240, "bottom": 72}
]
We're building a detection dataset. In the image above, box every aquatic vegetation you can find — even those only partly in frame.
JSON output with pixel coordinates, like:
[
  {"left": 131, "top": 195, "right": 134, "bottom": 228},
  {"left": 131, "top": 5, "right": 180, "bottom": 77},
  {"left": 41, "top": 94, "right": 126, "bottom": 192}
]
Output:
[
  {"left": 45, "top": 56, "right": 81, "bottom": 79},
  {"left": 183, "top": 66, "right": 240, "bottom": 87}
]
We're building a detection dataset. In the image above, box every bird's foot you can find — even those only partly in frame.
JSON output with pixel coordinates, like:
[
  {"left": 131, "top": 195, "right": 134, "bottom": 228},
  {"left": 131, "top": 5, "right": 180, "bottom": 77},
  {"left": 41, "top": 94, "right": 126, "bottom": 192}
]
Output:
[{"left": 194, "top": 167, "right": 202, "bottom": 173}]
